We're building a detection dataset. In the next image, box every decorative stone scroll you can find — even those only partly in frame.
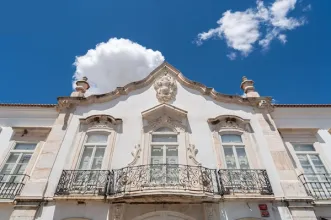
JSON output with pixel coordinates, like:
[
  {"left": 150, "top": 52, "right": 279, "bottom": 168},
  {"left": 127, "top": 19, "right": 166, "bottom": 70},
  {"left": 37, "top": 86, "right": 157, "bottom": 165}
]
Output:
[
  {"left": 187, "top": 144, "right": 201, "bottom": 166},
  {"left": 128, "top": 144, "right": 141, "bottom": 166},
  {"left": 207, "top": 115, "right": 251, "bottom": 132},
  {"left": 154, "top": 70, "right": 177, "bottom": 103},
  {"left": 111, "top": 204, "right": 125, "bottom": 220},
  {"left": 79, "top": 114, "right": 122, "bottom": 132}
]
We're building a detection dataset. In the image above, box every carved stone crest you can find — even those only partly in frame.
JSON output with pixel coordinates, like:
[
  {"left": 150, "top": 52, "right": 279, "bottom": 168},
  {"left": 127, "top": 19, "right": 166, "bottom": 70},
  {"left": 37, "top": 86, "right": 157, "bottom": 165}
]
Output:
[{"left": 154, "top": 72, "right": 177, "bottom": 103}]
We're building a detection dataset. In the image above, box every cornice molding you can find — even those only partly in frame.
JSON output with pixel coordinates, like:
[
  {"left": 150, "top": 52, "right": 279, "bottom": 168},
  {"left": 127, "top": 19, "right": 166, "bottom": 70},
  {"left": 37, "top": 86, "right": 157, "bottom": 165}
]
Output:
[
  {"left": 56, "top": 62, "right": 273, "bottom": 110},
  {"left": 79, "top": 114, "right": 122, "bottom": 132},
  {"left": 208, "top": 115, "right": 251, "bottom": 132}
]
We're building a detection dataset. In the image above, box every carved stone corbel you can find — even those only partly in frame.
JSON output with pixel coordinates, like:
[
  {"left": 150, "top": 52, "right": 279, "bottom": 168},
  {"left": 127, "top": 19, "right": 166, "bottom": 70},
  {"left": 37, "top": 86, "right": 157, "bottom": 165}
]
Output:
[
  {"left": 111, "top": 204, "right": 125, "bottom": 220},
  {"left": 128, "top": 144, "right": 141, "bottom": 166},
  {"left": 187, "top": 144, "right": 201, "bottom": 166}
]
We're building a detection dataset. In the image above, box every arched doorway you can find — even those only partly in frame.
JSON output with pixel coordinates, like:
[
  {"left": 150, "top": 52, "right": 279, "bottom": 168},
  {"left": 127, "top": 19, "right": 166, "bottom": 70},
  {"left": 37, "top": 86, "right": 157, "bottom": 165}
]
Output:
[{"left": 132, "top": 211, "right": 196, "bottom": 220}]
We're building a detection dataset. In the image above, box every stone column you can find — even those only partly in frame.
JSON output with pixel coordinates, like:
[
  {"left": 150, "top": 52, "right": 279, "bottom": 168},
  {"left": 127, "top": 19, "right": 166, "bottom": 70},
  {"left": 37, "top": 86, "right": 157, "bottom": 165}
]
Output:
[
  {"left": 251, "top": 109, "right": 308, "bottom": 198},
  {"left": 18, "top": 109, "right": 74, "bottom": 199}
]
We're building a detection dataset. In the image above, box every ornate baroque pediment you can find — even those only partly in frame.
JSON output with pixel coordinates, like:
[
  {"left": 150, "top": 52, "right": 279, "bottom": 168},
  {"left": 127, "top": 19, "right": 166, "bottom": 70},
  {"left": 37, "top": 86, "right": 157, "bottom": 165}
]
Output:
[
  {"left": 142, "top": 104, "right": 187, "bottom": 132},
  {"left": 79, "top": 114, "right": 122, "bottom": 132},
  {"left": 208, "top": 115, "right": 251, "bottom": 132}
]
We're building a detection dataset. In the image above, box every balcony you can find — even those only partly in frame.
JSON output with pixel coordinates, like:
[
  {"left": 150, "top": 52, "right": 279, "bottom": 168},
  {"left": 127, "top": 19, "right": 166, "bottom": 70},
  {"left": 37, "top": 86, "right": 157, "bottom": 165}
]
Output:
[
  {"left": 0, "top": 174, "right": 29, "bottom": 199},
  {"left": 108, "top": 164, "right": 220, "bottom": 197},
  {"left": 218, "top": 169, "right": 273, "bottom": 195},
  {"left": 54, "top": 166, "right": 273, "bottom": 200},
  {"left": 55, "top": 170, "right": 110, "bottom": 196},
  {"left": 299, "top": 173, "right": 331, "bottom": 200}
]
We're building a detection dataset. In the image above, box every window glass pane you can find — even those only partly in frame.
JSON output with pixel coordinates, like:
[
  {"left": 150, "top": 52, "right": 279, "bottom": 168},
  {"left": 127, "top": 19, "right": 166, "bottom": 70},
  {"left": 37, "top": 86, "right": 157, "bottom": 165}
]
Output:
[
  {"left": 152, "top": 134, "right": 177, "bottom": 142},
  {"left": 91, "top": 147, "right": 105, "bottom": 170},
  {"left": 223, "top": 146, "right": 236, "bottom": 169},
  {"left": 151, "top": 146, "right": 163, "bottom": 164},
  {"left": 236, "top": 147, "right": 250, "bottom": 169},
  {"left": 19, "top": 154, "right": 32, "bottom": 164},
  {"left": 155, "top": 127, "right": 173, "bottom": 132},
  {"left": 293, "top": 144, "right": 315, "bottom": 151},
  {"left": 309, "top": 155, "right": 323, "bottom": 166},
  {"left": 166, "top": 146, "right": 178, "bottom": 164},
  {"left": 221, "top": 134, "right": 242, "bottom": 143},
  {"left": 0, "top": 164, "right": 15, "bottom": 174},
  {"left": 6, "top": 153, "right": 20, "bottom": 163},
  {"left": 86, "top": 134, "right": 108, "bottom": 143},
  {"left": 14, "top": 143, "right": 36, "bottom": 150},
  {"left": 78, "top": 147, "right": 93, "bottom": 169},
  {"left": 297, "top": 154, "right": 310, "bottom": 165}
]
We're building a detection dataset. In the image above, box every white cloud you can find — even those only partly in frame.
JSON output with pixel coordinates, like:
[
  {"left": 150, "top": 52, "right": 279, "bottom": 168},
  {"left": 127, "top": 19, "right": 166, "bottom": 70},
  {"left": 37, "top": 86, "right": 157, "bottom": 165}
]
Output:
[
  {"left": 278, "top": 34, "right": 287, "bottom": 44},
  {"left": 196, "top": 0, "right": 307, "bottom": 59},
  {"left": 227, "top": 52, "right": 237, "bottom": 60},
  {"left": 302, "top": 4, "right": 312, "bottom": 12},
  {"left": 73, "top": 38, "right": 164, "bottom": 95}
]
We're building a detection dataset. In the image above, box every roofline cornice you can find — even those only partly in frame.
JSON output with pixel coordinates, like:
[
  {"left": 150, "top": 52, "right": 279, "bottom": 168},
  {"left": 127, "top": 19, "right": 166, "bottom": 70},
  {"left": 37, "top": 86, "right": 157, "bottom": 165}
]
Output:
[{"left": 57, "top": 61, "right": 274, "bottom": 110}]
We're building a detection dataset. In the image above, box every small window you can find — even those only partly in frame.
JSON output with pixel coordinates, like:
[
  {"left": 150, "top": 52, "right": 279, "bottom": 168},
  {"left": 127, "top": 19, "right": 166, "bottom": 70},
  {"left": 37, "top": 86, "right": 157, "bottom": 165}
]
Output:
[
  {"left": 0, "top": 143, "right": 37, "bottom": 182},
  {"left": 78, "top": 134, "right": 109, "bottom": 170},
  {"left": 221, "top": 134, "right": 249, "bottom": 169},
  {"left": 293, "top": 144, "right": 315, "bottom": 152}
]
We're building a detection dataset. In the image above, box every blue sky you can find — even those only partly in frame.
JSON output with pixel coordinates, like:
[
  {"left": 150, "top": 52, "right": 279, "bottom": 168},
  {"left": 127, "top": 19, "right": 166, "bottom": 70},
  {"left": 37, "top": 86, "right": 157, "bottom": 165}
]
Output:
[{"left": 0, "top": 0, "right": 328, "bottom": 104}]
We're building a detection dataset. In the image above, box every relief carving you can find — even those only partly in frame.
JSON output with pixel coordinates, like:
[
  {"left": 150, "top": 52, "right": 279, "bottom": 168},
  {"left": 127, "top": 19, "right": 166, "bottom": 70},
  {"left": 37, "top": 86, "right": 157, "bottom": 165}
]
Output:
[
  {"left": 208, "top": 115, "right": 250, "bottom": 132},
  {"left": 111, "top": 204, "right": 125, "bottom": 220},
  {"left": 128, "top": 144, "right": 141, "bottom": 166},
  {"left": 145, "top": 115, "right": 185, "bottom": 132},
  {"left": 79, "top": 114, "right": 122, "bottom": 132},
  {"left": 187, "top": 144, "right": 201, "bottom": 166},
  {"left": 154, "top": 71, "right": 177, "bottom": 103}
]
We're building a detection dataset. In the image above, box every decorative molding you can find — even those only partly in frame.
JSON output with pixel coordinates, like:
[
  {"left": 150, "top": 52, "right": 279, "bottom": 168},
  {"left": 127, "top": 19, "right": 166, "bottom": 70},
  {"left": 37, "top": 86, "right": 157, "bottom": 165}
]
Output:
[
  {"left": 187, "top": 144, "right": 201, "bottom": 166},
  {"left": 128, "top": 144, "right": 141, "bottom": 166},
  {"left": 56, "top": 62, "right": 266, "bottom": 109},
  {"left": 79, "top": 114, "right": 122, "bottom": 132},
  {"left": 154, "top": 70, "right": 177, "bottom": 103},
  {"left": 111, "top": 204, "right": 125, "bottom": 220},
  {"left": 208, "top": 115, "right": 250, "bottom": 132},
  {"left": 142, "top": 103, "right": 187, "bottom": 132},
  {"left": 203, "top": 203, "right": 216, "bottom": 220},
  {"left": 144, "top": 115, "right": 186, "bottom": 132}
]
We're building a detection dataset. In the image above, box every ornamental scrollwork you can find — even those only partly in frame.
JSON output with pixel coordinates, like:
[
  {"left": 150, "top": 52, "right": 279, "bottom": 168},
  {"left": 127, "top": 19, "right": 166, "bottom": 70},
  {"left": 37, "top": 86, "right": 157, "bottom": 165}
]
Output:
[
  {"left": 128, "top": 144, "right": 141, "bottom": 166},
  {"left": 208, "top": 115, "right": 251, "bottom": 132},
  {"left": 144, "top": 115, "right": 185, "bottom": 132},
  {"left": 154, "top": 71, "right": 177, "bottom": 103},
  {"left": 187, "top": 144, "right": 201, "bottom": 166},
  {"left": 79, "top": 114, "right": 122, "bottom": 132}
]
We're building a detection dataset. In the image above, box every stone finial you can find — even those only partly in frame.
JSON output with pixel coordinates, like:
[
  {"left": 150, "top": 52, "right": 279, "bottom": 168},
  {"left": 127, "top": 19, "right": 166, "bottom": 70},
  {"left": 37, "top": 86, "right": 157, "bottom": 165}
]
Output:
[
  {"left": 240, "top": 76, "right": 260, "bottom": 97},
  {"left": 71, "top": 76, "right": 90, "bottom": 97}
]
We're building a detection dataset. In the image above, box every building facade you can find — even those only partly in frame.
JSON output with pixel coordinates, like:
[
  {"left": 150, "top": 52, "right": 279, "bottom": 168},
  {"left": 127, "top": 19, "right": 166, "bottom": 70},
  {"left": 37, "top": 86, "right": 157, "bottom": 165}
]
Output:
[{"left": 0, "top": 62, "right": 330, "bottom": 220}]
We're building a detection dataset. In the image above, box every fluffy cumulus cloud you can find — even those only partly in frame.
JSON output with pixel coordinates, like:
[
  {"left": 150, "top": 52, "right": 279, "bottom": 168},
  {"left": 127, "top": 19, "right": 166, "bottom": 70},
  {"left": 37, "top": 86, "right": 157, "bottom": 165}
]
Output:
[
  {"left": 196, "top": 0, "right": 307, "bottom": 59},
  {"left": 73, "top": 38, "right": 164, "bottom": 95}
]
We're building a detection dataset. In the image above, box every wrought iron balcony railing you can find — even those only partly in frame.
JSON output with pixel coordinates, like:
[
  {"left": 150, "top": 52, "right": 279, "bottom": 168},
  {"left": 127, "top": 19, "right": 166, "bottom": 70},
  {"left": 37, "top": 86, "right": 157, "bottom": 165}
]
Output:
[
  {"left": 54, "top": 167, "right": 274, "bottom": 197},
  {"left": 298, "top": 173, "right": 331, "bottom": 200},
  {"left": 55, "top": 170, "right": 110, "bottom": 196},
  {"left": 108, "top": 164, "right": 220, "bottom": 195},
  {"left": 218, "top": 169, "right": 273, "bottom": 195},
  {"left": 0, "top": 174, "right": 29, "bottom": 199}
]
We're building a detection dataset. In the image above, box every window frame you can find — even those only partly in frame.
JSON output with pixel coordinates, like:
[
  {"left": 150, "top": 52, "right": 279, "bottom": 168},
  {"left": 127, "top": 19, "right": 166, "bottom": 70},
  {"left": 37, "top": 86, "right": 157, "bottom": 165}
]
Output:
[
  {"left": 290, "top": 142, "right": 330, "bottom": 175},
  {"left": 76, "top": 131, "right": 111, "bottom": 170},
  {"left": 150, "top": 127, "right": 179, "bottom": 165},
  {"left": 219, "top": 132, "right": 251, "bottom": 169}
]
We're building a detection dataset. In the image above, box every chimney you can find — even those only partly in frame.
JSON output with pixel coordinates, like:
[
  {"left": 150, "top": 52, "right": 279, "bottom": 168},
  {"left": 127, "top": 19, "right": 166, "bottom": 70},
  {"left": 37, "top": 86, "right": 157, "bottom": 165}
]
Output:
[
  {"left": 71, "top": 76, "right": 90, "bottom": 97},
  {"left": 240, "top": 76, "right": 260, "bottom": 97}
]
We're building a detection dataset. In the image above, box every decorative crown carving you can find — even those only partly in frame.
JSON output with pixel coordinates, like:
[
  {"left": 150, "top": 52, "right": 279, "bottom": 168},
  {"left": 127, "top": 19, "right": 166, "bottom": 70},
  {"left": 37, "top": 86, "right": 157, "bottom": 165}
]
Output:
[
  {"left": 154, "top": 71, "right": 177, "bottom": 103},
  {"left": 208, "top": 115, "right": 251, "bottom": 132}
]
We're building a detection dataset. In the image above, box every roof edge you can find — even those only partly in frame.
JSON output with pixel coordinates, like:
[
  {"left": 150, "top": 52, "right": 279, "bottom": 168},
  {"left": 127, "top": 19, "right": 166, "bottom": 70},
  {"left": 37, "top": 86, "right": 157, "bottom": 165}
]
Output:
[
  {"left": 0, "top": 103, "right": 56, "bottom": 108},
  {"left": 273, "top": 104, "right": 331, "bottom": 108}
]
